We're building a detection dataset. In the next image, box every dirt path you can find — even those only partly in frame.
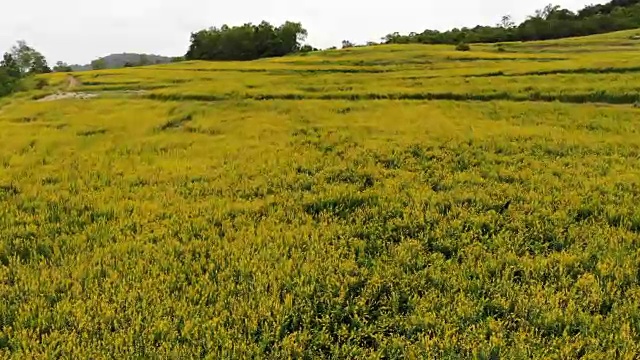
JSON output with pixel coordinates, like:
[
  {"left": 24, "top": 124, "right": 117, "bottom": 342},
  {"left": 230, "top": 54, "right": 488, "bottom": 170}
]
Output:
[
  {"left": 35, "top": 76, "right": 148, "bottom": 102},
  {"left": 35, "top": 76, "right": 91, "bottom": 102},
  {"left": 67, "top": 75, "right": 81, "bottom": 89},
  {"left": 37, "top": 92, "right": 98, "bottom": 102}
]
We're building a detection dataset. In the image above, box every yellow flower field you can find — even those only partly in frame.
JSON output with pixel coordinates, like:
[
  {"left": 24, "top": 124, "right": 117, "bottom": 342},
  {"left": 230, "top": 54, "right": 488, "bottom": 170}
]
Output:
[{"left": 1, "top": 29, "right": 640, "bottom": 358}]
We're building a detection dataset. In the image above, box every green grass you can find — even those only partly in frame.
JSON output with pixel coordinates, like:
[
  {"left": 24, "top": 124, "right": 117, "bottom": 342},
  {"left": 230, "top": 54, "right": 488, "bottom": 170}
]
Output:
[{"left": 1, "top": 30, "right": 640, "bottom": 358}]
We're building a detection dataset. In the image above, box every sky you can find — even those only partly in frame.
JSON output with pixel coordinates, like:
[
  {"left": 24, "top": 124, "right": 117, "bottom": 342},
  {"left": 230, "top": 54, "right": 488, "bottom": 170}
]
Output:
[{"left": 1, "top": 0, "right": 592, "bottom": 65}]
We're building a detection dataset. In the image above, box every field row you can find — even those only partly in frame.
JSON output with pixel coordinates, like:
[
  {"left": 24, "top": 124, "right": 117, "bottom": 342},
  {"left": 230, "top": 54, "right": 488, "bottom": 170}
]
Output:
[{"left": 40, "top": 47, "right": 640, "bottom": 106}]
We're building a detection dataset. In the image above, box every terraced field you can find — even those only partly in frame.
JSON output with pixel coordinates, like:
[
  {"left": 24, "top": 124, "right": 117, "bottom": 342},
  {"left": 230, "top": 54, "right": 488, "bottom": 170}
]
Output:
[{"left": 2, "top": 30, "right": 640, "bottom": 358}]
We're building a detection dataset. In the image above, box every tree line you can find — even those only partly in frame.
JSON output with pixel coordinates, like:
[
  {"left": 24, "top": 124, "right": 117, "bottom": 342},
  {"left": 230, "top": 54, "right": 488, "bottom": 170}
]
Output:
[
  {"left": 383, "top": 1, "right": 640, "bottom": 45},
  {"left": 185, "top": 21, "right": 315, "bottom": 61}
]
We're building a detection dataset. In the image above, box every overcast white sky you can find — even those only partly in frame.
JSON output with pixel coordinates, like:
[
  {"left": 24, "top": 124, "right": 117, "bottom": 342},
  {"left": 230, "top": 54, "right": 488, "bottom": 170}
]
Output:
[{"left": 1, "top": 0, "right": 592, "bottom": 65}]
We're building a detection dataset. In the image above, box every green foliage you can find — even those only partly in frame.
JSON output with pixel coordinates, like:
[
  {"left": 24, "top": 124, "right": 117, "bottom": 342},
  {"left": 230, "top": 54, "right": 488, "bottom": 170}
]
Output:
[
  {"left": 455, "top": 42, "right": 471, "bottom": 51},
  {"left": 34, "top": 78, "right": 49, "bottom": 90},
  {"left": 1, "top": 53, "right": 21, "bottom": 79},
  {"left": 186, "top": 21, "right": 309, "bottom": 61},
  {"left": 342, "top": 40, "right": 356, "bottom": 49},
  {"left": 0, "top": 68, "right": 20, "bottom": 97},
  {"left": 28, "top": 53, "right": 51, "bottom": 74},
  {"left": 0, "top": 54, "right": 23, "bottom": 98},
  {"left": 299, "top": 45, "right": 318, "bottom": 53},
  {"left": 91, "top": 59, "right": 107, "bottom": 70},
  {"left": 9, "top": 40, "right": 51, "bottom": 75},
  {"left": 0, "top": 41, "right": 52, "bottom": 98},
  {"left": 385, "top": 0, "right": 640, "bottom": 44},
  {"left": 10, "top": 41, "right": 35, "bottom": 74},
  {"left": 53, "top": 61, "right": 73, "bottom": 73}
]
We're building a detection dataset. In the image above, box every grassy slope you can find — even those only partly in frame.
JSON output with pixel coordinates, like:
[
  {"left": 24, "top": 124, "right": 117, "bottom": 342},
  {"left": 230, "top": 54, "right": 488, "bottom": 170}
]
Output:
[
  {"left": 30, "top": 29, "right": 640, "bottom": 105},
  {"left": 1, "top": 30, "right": 640, "bottom": 358}
]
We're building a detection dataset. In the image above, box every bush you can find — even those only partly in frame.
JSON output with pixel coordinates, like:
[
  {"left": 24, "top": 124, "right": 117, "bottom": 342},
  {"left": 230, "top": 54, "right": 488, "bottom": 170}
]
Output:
[
  {"left": 299, "top": 45, "right": 318, "bottom": 53},
  {"left": 35, "top": 78, "right": 49, "bottom": 90},
  {"left": 455, "top": 42, "right": 471, "bottom": 51}
]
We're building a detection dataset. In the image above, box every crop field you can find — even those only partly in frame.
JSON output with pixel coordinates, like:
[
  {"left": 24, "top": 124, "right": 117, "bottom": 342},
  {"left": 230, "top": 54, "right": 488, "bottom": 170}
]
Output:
[{"left": 2, "top": 30, "right": 640, "bottom": 358}]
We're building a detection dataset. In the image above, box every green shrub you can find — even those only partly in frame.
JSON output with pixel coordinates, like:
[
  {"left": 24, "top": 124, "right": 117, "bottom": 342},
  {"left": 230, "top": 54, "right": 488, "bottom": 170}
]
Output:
[
  {"left": 0, "top": 68, "right": 20, "bottom": 97},
  {"left": 35, "top": 78, "right": 49, "bottom": 90},
  {"left": 455, "top": 42, "right": 471, "bottom": 51}
]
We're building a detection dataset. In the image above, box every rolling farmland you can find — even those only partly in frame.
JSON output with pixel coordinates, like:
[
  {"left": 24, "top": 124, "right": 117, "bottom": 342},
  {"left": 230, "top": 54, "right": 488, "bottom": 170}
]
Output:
[{"left": 2, "top": 30, "right": 640, "bottom": 358}]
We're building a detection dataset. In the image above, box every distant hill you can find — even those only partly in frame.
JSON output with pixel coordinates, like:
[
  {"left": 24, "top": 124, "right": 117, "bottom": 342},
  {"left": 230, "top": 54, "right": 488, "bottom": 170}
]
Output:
[
  {"left": 69, "top": 64, "right": 92, "bottom": 72},
  {"left": 70, "top": 53, "right": 173, "bottom": 71}
]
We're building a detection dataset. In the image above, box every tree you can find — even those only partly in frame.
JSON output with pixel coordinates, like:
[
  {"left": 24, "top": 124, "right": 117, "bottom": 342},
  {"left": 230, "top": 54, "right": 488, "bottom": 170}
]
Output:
[
  {"left": 53, "top": 61, "right": 73, "bottom": 72},
  {"left": 1, "top": 53, "right": 21, "bottom": 78},
  {"left": 91, "top": 58, "right": 107, "bottom": 70},
  {"left": 532, "top": 4, "right": 562, "bottom": 19},
  {"left": 29, "top": 53, "right": 51, "bottom": 74},
  {"left": 499, "top": 15, "right": 515, "bottom": 28},
  {"left": 542, "top": 4, "right": 562, "bottom": 19},
  {"left": 0, "top": 68, "right": 20, "bottom": 97},
  {"left": 0, "top": 41, "right": 52, "bottom": 98},
  {"left": 185, "top": 21, "right": 311, "bottom": 61},
  {"left": 0, "top": 53, "right": 23, "bottom": 97},
  {"left": 382, "top": 0, "right": 640, "bottom": 45},
  {"left": 299, "top": 45, "right": 318, "bottom": 53},
  {"left": 341, "top": 40, "right": 355, "bottom": 49},
  {"left": 276, "top": 21, "right": 308, "bottom": 55},
  {"left": 11, "top": 41, "right": 35, "bottom": 74},
  {"left": 547, "top": 8, "right": 576, "bottom": 20},
  {"left": 7, "top": 41, "right": 50, "bottom": 75}
]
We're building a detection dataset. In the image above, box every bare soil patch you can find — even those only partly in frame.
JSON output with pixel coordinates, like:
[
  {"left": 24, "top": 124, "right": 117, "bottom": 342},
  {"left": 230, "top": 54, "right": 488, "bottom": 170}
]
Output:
[{"left": 37, "top": 92, "right": 98, "bottom": 102}]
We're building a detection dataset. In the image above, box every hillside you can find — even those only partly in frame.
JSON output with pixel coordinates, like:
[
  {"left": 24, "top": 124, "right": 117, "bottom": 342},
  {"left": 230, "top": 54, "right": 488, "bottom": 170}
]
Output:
[
  {"left": 70, "top": 53, "right": 173, "bottom": 71},
  {"left": 2, "top": 30, "right": 640, "bottom": 357},
  {"left": 38, "top": 29, "right": 640, "bottom": 105}
]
